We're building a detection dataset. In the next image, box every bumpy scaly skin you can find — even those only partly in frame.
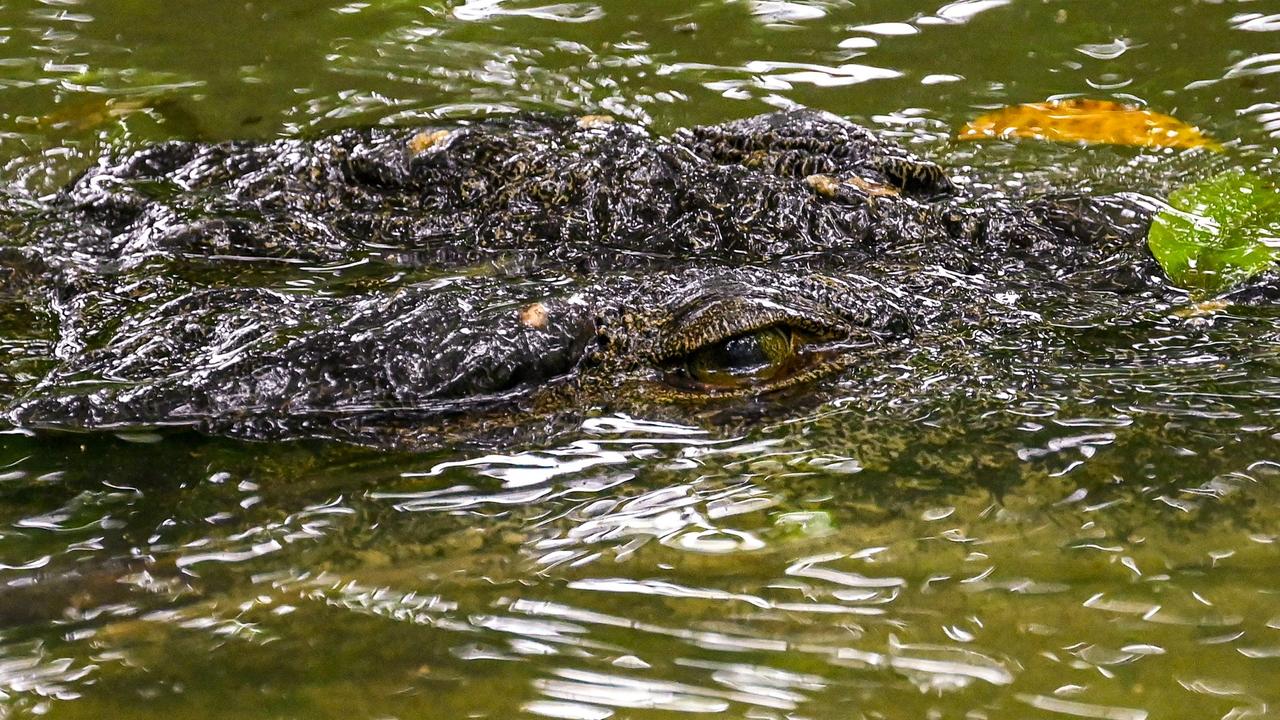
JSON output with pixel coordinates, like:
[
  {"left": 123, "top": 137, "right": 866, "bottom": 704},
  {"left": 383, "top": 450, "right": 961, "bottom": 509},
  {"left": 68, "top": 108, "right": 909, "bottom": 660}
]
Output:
[{"left": 1, "top": 109, "right": 1170, "bottom": 447}]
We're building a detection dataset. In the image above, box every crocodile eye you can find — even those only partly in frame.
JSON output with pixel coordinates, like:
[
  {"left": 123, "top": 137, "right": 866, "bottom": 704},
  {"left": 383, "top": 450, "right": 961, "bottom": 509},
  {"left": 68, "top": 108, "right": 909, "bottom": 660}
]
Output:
[{"left": 686, "top": 326, "right": 796, "bottom": 388}]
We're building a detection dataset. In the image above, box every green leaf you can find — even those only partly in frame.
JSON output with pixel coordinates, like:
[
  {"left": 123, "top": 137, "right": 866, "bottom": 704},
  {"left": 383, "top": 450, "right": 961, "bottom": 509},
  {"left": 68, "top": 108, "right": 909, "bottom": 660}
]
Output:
[{"left": 1147, "top": 171, "right": 1280, "bottom": 293}]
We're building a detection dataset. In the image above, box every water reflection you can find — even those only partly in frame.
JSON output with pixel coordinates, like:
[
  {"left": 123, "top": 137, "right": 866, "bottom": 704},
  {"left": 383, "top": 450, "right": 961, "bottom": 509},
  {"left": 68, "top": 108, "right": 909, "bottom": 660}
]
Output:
[
  {"left": 453, "top": 0, "right": 606, "bottom": 24},
  {"left": 0, "top": 398, "right": 1276, "bottom": 717}
]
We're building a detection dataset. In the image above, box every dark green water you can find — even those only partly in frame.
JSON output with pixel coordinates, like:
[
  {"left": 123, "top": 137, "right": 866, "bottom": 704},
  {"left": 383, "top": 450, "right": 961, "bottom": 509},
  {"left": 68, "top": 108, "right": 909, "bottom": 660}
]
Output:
[{"left": 2, "top": 1, "right": 1280, "bottom": 718}]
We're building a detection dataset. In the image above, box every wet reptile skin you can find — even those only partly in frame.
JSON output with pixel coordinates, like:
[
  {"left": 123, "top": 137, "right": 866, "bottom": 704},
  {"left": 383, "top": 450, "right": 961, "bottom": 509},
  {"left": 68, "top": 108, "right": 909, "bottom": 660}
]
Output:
[{"left": 0, "top": 109, "right": 1204, "bottom": 448}]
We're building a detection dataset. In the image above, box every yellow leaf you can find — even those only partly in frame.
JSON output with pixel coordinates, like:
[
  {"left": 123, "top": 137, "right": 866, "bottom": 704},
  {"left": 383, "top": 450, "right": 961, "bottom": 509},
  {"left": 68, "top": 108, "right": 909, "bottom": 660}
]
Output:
[{"left": 958, "top": 99, "right": 1220, "bottom": 151}]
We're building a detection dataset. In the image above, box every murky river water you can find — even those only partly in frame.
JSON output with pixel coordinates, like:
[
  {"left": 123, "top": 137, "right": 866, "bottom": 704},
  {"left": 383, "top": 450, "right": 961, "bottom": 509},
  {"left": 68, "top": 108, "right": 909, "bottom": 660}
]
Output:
[{"left": 2, "top": 1, "right": 1280, "bottom": 718}]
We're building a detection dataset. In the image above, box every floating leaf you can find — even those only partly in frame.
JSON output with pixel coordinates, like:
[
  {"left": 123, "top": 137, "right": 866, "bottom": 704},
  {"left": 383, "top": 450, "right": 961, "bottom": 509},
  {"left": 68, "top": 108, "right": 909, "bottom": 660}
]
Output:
[
  {"left": 958, "top": 98, "right": 1220, "bottom": 150},
  {"left": 1147, "top": 171, "right": 1280, "bottom": 293}
]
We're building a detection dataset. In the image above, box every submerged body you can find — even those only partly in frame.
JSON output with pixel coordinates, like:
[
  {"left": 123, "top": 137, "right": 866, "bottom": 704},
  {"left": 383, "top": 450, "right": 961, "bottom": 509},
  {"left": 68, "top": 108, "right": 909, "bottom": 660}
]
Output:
[{"left": 0, "top": 110, "right": 1206, "bottom": 447}]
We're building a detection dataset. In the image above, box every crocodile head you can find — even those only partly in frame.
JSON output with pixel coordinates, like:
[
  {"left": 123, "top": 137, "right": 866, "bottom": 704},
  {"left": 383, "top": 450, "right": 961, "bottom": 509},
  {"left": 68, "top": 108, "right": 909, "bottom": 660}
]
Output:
[{"left": 2, "top": 109, "right": 1161, "bottom": 448}]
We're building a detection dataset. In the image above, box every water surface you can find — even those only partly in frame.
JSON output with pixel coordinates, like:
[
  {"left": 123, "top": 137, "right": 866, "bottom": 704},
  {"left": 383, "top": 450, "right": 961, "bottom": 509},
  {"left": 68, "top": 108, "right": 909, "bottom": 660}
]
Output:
[{"left": 1, "top": 1, "right": 1279, "bottom": 718}]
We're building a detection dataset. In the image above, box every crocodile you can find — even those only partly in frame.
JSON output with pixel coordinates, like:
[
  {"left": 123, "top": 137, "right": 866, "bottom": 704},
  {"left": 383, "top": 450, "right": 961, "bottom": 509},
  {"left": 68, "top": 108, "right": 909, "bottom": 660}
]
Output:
[{"left": 0, "top": 109, "right": 1249, "bottom": 448}]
